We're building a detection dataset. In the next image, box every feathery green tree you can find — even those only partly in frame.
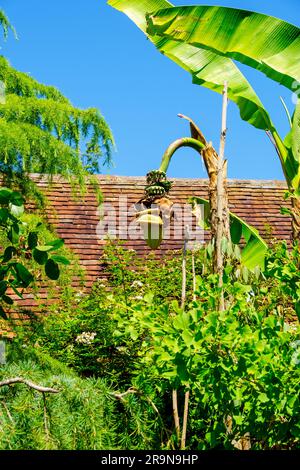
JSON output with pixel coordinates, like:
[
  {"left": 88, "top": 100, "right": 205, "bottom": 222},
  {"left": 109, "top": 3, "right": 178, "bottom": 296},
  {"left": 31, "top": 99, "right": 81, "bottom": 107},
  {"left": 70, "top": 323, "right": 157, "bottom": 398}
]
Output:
[{"left": 0, "top": 8, "right": 114, "bottom": 200}]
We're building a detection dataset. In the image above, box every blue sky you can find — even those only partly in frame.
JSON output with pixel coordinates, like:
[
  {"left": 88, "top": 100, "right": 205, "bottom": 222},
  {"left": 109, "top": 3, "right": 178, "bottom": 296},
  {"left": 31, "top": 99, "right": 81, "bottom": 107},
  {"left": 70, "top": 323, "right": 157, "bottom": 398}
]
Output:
[{"left": 1, "top": 0, "right": 299, "bottom": 180}]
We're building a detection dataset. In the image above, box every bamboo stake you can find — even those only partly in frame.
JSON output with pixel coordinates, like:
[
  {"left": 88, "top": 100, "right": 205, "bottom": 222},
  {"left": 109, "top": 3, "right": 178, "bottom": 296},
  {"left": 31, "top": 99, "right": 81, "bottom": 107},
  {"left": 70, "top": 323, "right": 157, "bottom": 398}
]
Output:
[
  {"left": 180, "top": 226, "right": 190, "bottom": 450},
  {"left": 181, "top": 226, "right": 189, "bottom": 310},
  {"left": 215, "top": 82, "right": 228, "bottom": 311},
  {"left": 172, "top": 389, "right": 181, "bottom": 442},
  {"left": 192, "top": 251, "right": 196, "bottom": 302},
  {"left": 181, "top": 389, "right": 190, "bottom": 450}
]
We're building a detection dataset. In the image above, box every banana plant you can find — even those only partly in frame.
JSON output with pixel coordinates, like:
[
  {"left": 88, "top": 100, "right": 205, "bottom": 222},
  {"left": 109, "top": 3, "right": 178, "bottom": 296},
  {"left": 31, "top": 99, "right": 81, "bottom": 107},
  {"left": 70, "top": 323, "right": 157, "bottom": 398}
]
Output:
[
  {"left": 135, "top": 114, "right": 267, "bottom": 270},
  {"left": 107, "top": 0, "right": 300, "bottom": 241}
]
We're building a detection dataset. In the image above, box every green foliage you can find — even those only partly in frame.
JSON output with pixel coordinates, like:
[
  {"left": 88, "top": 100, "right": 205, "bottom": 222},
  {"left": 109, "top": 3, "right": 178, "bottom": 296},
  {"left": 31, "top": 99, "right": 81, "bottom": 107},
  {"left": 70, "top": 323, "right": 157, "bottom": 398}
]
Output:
[
  {"left": 0, "top": 347, "right": 117, "bottom": 450},
  {"left": 30, "top": 243, "right": 196, "bottom": 381},
  {"left": 111, "top": 261, "right": 300, "bottom": 449},
  {"left": 0, "top": 9, "right": 16, "bottom": 40},
  {"left": 0, "top": 55, "right": 114, "bottom": 199},
  {"left": 146, "top": 5, "right": 300, "bottom": 91},
  {"left": 264, "top": 241, "right": 300, "bottom": 321},
  {"left": 24, "top": 240, "right": 300, "bottom": 449},
  {"left": 0, "top": 188, "right": 72, "bottom": 319},
  {"left": 191, "top": 196, "right": 268, "bottom": 270}
]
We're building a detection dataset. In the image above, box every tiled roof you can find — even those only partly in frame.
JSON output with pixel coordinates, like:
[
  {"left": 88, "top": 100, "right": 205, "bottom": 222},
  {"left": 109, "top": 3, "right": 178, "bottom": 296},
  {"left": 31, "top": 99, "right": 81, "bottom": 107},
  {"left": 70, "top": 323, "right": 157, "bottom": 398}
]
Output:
[{"left": 2, "top": 175, "right": 292, "bottom": 321}]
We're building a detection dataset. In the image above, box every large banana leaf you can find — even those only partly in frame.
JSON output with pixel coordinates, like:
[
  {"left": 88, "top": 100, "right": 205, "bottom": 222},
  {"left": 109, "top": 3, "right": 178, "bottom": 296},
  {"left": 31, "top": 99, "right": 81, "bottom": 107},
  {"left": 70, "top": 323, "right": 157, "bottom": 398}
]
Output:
[
  {"left": 107, "top": 0, "right": 274, "bottom": 132},
  {"left": 147, "top": 5, "right": 300, "bottom": 91},
  {"left": 292, "top": 101, "right": 300, "bottom": 192},
  {"left": 108, "top": 1, "right": 300, "bottom": 190},
  {"left": 280, "top": 100, "right": 300, "bottom": 190},
  {"left": 191, "top": 196, "right": 268, "bottom": 270}
]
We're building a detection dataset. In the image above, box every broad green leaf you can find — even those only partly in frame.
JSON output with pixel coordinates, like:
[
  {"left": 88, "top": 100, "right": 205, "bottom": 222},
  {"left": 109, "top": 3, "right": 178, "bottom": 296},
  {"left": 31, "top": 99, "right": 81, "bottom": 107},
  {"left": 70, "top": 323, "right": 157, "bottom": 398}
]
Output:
[
  {"left": 28, "top": 231, "right": 38, "bottom": 250},
  {"left": 14, "top": 263, "right": 34, "bottom": 287},
  {"left": 35, "top": 245, "right": 54, "bottom": 252},
  {"left": 0, "top": 280, "right": 7, "bottom": 296},
  {"left": 175, "top": 354, "right": 189, "bottom": 382},
  {"left": 7, "top": 223, "right": 19, "bottom": 244},
  {"left": 0, "top": 188, "right": 12, "bottom": 204},
  {"left": 288, "top": 99, "right": 300, "bottom": 189},
  {"left": 292, "top": 101, "right": 300, "bottom": 162},
  {"left": 45, "top": 259, "right": 60, "bottom": 280},
  {"left": 2, "top": 246, "right": 16, "bottom": 262},
  {"left": 10, "top": 284, "right": 24, "bottom": 299},
  {"left": 108, "top": 0, "right": 274, "bottom": 132},
  {"left": 33, "top": 248, "right": 48, "bottom": 265},
  {"left": 0, "top": 305, "right": 7, "bottom": 319},
  {"left": 108, "top": 0, "right": 172, "bottom": 30},
  {"left": 9, "top": 191, "right": 24, "bottom": 207},
  {"left": 0, "top": 208, "right": 9, "bottom": 223},
  {"left": 157, "top": 351, "right": 173, "bottom": 361},
  {"left": 45, "top": 238, "right": 65, "bottom": 250},
  {"left": 241, "top": 234, "right": 267, "bottom": 270},
  {"left": 147, "top": 5, "right": 300, "bottom": 91},
  {"left": 258, "top": 393, "right": 269, "bottom": 403},
  {"left": 280, "top": 206, "right": 292, "bottom": 216},
  {"left": 191, "top": 197, "right": 267, "bottom": 270},
  {"left": 182, "top": 330, "right": 193, "bottom": 347},
  {"left": 108, "top": 1, "right": 300, "bottom": 189},
  {"left": 50, "top": 255, "right": 70, "bottom": 266},
  {"left": 191, "top": 195, "right": 210, "bottom": 229},
  {"left": 233, "top": 415, "right": 244, "bottom": 426},
  {"left": 205, "top": 431, "right": 217, "bottom": 446},
  {"left": 2, "top": 294, "right": 13, "bottom": 305},
  {"left": 173, "top": 315, "right": 185, "bottom": 331},
  {"left": 230, "top": 217, "right": 242, "bottom": 244}
]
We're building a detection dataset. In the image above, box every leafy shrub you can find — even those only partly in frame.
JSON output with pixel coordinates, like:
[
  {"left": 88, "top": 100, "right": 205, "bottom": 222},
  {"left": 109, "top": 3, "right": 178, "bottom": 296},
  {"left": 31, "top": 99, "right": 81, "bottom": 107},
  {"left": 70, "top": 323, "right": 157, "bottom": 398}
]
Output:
[
  {"left": 32, "top": 242, "right": 199, "bottom": 382},
  {"left": 112, "top": 274, "right": 300, "bottom": 449},
  {"left": 19, "top": 240, "right": 300, "bottom": 450},
  {"left": 0, "top": 188, "right": 73, "bottom": 321}
]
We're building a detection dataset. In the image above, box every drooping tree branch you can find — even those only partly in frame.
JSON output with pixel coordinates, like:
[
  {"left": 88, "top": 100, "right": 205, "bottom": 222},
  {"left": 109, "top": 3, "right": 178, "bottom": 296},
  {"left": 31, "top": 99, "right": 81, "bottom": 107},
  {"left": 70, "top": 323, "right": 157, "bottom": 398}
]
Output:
[
  {"left": 0, "top": 377, "right": 59, "bottom": 394},
  {"left": 109, "top": 387, "right": 137, "bottom": 400}
]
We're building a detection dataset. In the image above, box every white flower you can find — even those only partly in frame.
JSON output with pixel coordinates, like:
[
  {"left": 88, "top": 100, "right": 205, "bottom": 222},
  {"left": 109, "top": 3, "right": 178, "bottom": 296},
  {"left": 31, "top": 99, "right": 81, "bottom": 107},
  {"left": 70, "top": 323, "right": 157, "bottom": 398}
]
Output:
[
  {"left": 75, "top": 331, "right": 97, "bottom": 345},
  {"left": 74, "top": 291, "right": 85, "bottom": 303},
  {"left": 246, "top": 290, "right": 255, "bottom": 302},
  {"left": 133, "top": 295, "right": 144, "bottom": 301},
  {"left": 131, "top": 280, "right": 144, "bottom": 289},
  {"left": 75, "top": 291, "right": 84, "bottom": 298}
]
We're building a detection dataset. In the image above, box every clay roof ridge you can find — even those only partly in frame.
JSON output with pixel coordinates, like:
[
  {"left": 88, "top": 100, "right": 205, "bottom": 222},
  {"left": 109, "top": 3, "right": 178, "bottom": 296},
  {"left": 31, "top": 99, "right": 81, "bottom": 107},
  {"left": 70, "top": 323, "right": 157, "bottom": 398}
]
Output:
[{"left": 29, "top": 174, "right": 287, "bottom": 189}]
